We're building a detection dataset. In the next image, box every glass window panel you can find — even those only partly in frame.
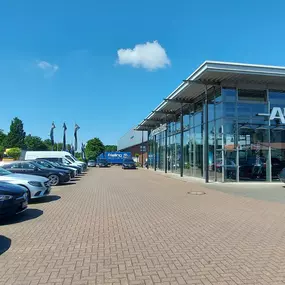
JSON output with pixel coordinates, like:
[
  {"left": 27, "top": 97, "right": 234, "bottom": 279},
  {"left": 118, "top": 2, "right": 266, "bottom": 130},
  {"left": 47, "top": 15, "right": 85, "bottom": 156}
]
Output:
[
  {"left": 223, "top": 102, "right": 236, "bottom": 117},
  {"left": 216, "top": 150, "right": 223, "bottom": 182},
  {"left": 190, "top": 113, "right": 194, "bottom": 127},
  {"left": 208, "top": 103, "right": 215, "bottom": 122},
  {"left": 271, "top": 128, "right": 285, "bottom": 180},
  {"left": 194, "top": 125, "right": 203, "bottom": 178},
  {"left": 215, "top": 88, "right": 222, "bottom": 103},
  {"left": 237, "top": 103, "right": 268, "bottom": 118},
  {"left": 216, "top": 119, "right": 223, "bottom": 149},
  {"left": 215, "top": 102, "right": 223, "bottom": 119},
  {"left": 238, "top": 125, "right": 269, "bottom": 181},
  {"left": 222, "top": 88, "right": 236, "bottom": 102},
  {"left": 224, "top": 119, "right": 237, "bottom": 151},
  {"left": 194, "top": 111, "right": 202, "bottom": 126},
  {"left": 238, "top": 89, "right": 267, "bottom": 102},
  {"left": 224, "top": 150, "right": 237, "bottom": 182},
  {"left": 269, "top": 90, "right": 285, "bottom": 108},
  {"left": 183, "top": 113, "right": 190, "bottom": 130},
  {"left": 183, "top": 131, "right": 190, "bottom": 176}
]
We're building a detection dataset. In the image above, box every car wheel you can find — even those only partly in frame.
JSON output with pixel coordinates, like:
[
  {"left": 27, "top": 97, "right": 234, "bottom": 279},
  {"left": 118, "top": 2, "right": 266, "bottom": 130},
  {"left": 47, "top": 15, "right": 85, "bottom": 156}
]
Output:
[{"left": 48, "top": 174, "right": 60, "bottom": 186}]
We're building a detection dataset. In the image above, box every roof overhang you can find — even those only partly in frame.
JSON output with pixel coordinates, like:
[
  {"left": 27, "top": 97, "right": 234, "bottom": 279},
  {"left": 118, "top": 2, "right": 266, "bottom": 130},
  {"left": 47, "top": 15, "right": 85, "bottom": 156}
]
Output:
[{"left": 136, "top": 61, "right": 285, "bottom": 130}]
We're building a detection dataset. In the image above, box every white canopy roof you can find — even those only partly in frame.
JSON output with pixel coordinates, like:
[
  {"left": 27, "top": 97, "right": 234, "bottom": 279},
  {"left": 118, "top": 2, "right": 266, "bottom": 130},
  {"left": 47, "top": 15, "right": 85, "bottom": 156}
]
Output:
[{"left": 136, "top": 61, "right": 285, "bottom": 130}]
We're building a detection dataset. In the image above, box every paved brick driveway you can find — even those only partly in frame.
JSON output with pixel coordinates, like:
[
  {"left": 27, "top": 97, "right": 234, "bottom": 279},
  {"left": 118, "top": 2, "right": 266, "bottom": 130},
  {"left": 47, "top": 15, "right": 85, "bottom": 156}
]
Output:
[{"left": 2, "top": 168, "right": 285, "bottom": 285}]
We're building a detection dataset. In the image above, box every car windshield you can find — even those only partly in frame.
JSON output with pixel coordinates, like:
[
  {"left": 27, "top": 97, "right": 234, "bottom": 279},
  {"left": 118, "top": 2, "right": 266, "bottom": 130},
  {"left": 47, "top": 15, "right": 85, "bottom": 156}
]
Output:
[
  {"left": 0, "top": 168, "right": 12, "bottom": 176},
  {"left": 89, "top": 160, "right": 95, "bottom": 163},
  {"left": 37, "top": 161, "right": 51, "bottom": 168},
  {"left": 31, "top": 161, "right": 45, "bottom": 169},
  {"left": 66, "top": 155, "right": 76, "bottom": 162}
]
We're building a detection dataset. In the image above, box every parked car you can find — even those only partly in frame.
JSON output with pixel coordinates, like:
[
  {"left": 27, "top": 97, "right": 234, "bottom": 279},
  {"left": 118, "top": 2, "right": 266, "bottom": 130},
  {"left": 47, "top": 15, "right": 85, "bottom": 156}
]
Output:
[
  {"left": 24, "top": 151, "right": 87, "bottom": 171},
  {"left": 2, "top": 161, "right": 70, "bottom": 186},
  {"left": 43, "top": 160, "right": 79, "bottom": 176},
  {"left": 98, "top": 159, "right": 109, "bottom": 168},
  {"left": 88, "top": 160, "right": 96, "bottom": 167},
  {"left": 35, "top": 159, "right": 75, "bottom": 178},
  {"left": 122, "top": 159, "right": 136, "bottom": 169},
  {"left": 0, "top": 182, "right": 28, "bottom": 218},
  {"left": 36, "top": 157, "right": 83, "bottom": 174},
  {"left": 0, "top": 167, "right": 50, "bottom": 200}
]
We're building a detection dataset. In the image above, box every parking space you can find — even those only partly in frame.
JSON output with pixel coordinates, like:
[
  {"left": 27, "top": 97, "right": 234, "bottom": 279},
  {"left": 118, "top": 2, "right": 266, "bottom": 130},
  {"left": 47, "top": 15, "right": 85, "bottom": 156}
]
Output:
[{"left": 2, "top": 168, "right": 285, "bottom": 284}]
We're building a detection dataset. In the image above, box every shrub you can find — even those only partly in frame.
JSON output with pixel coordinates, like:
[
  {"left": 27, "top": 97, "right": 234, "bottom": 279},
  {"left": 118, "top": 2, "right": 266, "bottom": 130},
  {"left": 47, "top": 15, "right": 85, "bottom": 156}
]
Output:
[{"left": 6, "top": 148, "right": 21, "bottom": 160}]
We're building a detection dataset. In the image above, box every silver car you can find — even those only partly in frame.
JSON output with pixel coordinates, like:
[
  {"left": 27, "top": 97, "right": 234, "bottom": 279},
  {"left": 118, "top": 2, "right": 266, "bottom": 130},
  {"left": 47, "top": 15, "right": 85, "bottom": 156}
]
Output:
[
  {"left": 87, "top": 160, "right": 96, "bottom": 167},
  {"left": 0, "top": 167, "right": 51, "bottom": 200}
]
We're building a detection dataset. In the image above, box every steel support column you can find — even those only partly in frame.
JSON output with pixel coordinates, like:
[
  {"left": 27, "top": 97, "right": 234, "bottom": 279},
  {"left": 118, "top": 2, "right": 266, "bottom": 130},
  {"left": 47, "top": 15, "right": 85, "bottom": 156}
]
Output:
[
  {"left": 267, "top": 88, "right": 272, "bottom": 182},
  {"left": 165, "top": 123, "right": 168, "bottom": 173},
  {"left": 154, "top": 135, "right": 157, "bottom": 171},
  {"left": 180, "top": 104, "right": 184, "bottom": 177},
  {"left": 141, "top": 131, "right": 144, "bottom": 167},
  {"left": 204, "top": 86, "right": 209, "bottom": 183}
]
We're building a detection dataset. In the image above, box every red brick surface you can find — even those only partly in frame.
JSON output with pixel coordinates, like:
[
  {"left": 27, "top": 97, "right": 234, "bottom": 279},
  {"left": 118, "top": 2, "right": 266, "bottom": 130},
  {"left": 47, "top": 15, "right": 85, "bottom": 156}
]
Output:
[{"left": 1, "top": 167, "right": 285, "bottom": 284}]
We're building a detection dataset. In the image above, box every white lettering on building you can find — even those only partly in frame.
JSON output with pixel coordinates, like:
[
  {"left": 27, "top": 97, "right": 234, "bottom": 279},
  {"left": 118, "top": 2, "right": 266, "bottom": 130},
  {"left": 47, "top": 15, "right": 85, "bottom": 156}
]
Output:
[{"left": 269, "top": 107, "right": 285, "bottom": 124}]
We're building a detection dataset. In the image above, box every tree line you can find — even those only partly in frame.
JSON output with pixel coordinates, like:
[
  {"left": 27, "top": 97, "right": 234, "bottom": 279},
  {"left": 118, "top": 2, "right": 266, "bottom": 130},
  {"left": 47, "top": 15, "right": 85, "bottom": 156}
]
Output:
[{"left": 0, "top": 117, "right": 117, "bottom": 160}]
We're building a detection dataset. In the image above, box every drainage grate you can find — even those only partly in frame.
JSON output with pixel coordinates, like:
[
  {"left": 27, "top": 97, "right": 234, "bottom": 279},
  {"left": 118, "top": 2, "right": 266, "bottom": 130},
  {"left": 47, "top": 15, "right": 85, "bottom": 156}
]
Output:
[{"left": 187, "top": 191, "right": 206, "bottom": 195}]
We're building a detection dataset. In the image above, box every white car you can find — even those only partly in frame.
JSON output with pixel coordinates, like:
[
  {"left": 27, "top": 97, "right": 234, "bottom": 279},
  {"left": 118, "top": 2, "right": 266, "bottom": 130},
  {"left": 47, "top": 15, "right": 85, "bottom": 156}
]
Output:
[{"left": 0, "top": 167, "right": 51, "bottom": 200}]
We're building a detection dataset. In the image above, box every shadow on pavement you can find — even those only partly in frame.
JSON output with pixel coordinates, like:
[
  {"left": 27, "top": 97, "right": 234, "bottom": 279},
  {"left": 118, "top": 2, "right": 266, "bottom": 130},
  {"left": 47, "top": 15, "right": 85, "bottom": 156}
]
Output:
[
  {"left": 30, "top": 195, "right": 61, "bottom": 203},
  {"left": 72, "top": 178, "right": 81, "bottom": 181},
  {"left": 58, "top": 182, "right": 77, "bottom": 186},
  {"left": 0, "top": 235, "right": 11, "bottom": 255},
  {"left": 0, "top": 209, "right": 43, "bottom": 225}
]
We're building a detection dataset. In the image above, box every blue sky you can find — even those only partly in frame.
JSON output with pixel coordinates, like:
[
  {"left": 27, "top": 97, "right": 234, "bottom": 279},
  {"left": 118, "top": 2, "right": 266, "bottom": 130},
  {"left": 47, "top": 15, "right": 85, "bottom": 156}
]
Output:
[{"left": 0, "top": 0, "right": 285, "bottom": 146}]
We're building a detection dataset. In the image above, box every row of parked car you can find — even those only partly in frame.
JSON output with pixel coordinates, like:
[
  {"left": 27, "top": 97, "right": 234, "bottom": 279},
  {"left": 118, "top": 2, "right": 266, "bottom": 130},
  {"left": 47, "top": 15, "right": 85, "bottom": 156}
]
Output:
[
  {"left": 88, "top": 158, "right": 137, "bottom": 169},
  {"left": 0, "top": 151, "right": 87, "bottom": 219}
]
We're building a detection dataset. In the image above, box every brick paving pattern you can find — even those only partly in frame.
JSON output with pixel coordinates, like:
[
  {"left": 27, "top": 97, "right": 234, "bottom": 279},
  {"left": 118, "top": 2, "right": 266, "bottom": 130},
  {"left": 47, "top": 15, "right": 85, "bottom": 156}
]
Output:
[{"left": 1, "top": 167, "right": 285, "bottom": 284}]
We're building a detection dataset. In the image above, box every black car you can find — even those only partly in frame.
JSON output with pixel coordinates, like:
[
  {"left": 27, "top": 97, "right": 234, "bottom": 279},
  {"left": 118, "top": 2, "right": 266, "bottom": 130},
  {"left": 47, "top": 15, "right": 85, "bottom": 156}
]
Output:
[
  {"left": 40, "top": 157, "right": 82, "bottom": 174},
  {"left": 2, "top": 161, "right": 70, "bottom": 186},
  {"left": 35, "top": 159, "right": 75, "bottom": 178},
  {"left": 122, "top": 159, "right": 137, "bottom": 169},
  {"left": 0, "top": 182, "right": 28, "bottom": 218},
  {"left": 98, "top": 159, "right": 109, "bottom": 168}
]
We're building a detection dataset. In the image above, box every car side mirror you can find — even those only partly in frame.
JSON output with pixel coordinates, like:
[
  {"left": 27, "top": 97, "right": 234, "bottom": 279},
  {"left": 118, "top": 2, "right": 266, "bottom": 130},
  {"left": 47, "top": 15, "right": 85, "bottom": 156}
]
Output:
[{"left": 34, "top": 167, "right": 39, "bottom": 171}]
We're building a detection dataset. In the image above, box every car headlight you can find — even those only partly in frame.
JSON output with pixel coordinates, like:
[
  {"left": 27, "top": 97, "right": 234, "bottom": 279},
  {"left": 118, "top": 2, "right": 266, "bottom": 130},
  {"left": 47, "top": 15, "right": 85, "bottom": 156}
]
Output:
[
  {"left": 28, "top": 181, "right": 42, "bottom": 187},
  {"left": 0, "top": 195, "right": 13, "bottom": 201},
  {"left": 58, "top": 172, "right": 65, "bottom": 176}
]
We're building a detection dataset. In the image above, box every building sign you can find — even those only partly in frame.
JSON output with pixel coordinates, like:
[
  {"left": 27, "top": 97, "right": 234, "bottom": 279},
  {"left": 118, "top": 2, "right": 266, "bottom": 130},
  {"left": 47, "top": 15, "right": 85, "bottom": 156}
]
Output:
[
  {"left": 269, "top": 107, "right": 285, "bottom": 123},
  {"left": 140, "top": 145, "right": 146, "bottom": 152},
  {"left": 259, "top": 107, "right": 285, "bottom": 123},
  {"left": 150, "top": 123, "right": 167, "bottom": 136}
]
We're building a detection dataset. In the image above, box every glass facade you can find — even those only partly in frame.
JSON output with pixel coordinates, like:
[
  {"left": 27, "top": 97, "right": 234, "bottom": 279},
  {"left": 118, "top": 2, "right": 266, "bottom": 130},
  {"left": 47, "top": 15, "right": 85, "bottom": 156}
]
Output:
[{"left": 147, "top": 86, "right": 285, "bottom": 182}]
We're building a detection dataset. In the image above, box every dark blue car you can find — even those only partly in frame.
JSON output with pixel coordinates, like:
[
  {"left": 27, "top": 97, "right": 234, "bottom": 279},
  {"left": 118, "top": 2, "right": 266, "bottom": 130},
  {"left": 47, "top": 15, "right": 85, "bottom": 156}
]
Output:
[{"left": 0, "top": 182, "right": 28, "bottom": 218}]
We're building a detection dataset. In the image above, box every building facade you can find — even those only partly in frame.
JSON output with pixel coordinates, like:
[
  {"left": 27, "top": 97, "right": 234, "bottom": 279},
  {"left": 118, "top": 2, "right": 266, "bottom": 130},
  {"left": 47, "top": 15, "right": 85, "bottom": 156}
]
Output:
[
  {"left": 117, "top": 128, "right": 148, "bottom": 164},
  {"left": 137, "top": 61, "right": 285, "bottom": 182}
]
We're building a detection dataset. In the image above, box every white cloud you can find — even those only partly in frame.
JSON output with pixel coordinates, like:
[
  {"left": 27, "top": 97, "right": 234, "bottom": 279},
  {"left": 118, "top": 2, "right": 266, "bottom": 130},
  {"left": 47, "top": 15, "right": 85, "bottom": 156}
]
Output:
[
  {"left": 37, "top": 60, "right": 59, "bottom": 77},
  {"left": 117, "top": 41, "right": 170, "bottom": 71}
]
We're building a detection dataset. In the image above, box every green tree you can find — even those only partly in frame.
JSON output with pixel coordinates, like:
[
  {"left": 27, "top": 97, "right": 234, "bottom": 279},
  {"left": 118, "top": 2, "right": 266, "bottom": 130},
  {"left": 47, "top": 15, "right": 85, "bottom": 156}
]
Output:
[
  {"left": 0, "top": 145, "right": 5, "bottom": 159},
  {"left": 85, "top": 138, "right": 105, "bottom": 160},
  {"left": 24, "top": 135, "right": 48, "bottom": 151},
  {"left": 5, "top": 117, "right": 26, "bottom": 148},
  {"left": 43, "top": 139, "right": 53, "bottom": 150},
  {"left": 105, "top": 145, "right": 117, "bottom": 152},
  {"left": 6, "top": 147, "right": 21, "bottom": 160},
  {"left": 75, "top": 152, "right": 81, "bottom": 160},
  {"left": 0, "top": 129, "right": 7, "bottom": 149}
]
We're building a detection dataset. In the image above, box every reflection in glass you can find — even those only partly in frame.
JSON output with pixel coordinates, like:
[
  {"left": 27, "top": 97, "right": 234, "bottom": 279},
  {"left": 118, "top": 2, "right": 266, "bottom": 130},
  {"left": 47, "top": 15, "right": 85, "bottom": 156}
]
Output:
[
  {"left": 194, "top": 125, "right": 203, "bottom": 178},
  {"left": 183, "top": 131, "right": 190, "bottom": 176}
]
